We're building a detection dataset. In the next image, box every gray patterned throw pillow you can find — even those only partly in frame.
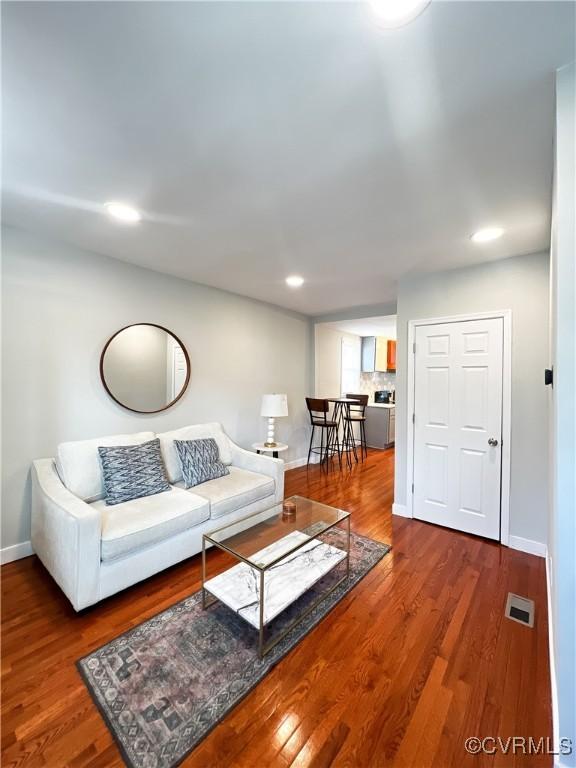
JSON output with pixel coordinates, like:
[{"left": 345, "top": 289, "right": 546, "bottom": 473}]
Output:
[
  {"left": 98, "top": 438, "right": 171, "bottom": 506},
  {"left": 174, "top": 438, "right": 229, "bottom": 489}
]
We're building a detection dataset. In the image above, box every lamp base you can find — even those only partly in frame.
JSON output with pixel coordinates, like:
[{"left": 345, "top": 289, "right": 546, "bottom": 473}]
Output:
[{"left": 264, "top": 416, "right": 277, "bottom": 449}]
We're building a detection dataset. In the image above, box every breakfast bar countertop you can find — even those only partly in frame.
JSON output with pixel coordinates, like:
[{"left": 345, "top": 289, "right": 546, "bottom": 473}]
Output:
[{"left": 366, "top": 403, "right": 396, "bottom": 409}]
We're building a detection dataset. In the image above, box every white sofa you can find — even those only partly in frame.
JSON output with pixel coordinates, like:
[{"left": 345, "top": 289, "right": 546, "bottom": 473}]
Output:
[{"left": 31, "top": 422, "right": 284, "bottom": 611}]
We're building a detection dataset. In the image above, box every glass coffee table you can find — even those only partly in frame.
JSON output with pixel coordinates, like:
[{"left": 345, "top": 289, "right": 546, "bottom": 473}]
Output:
[{"left": 201, "top": 495, "right": 351, "bottom": 658}]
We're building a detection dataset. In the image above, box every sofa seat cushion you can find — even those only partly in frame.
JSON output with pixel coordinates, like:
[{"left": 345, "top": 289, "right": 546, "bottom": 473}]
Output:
[
  {"left": 185, "top": 467, "right": 275, "bottom": 519},
  {"left": 93, "top": 486, "right": 210, "bottom": 562}
]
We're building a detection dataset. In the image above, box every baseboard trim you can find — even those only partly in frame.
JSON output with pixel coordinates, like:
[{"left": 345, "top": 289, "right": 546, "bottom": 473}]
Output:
[
  {"left": 392, "top": 503, "right": 411, "bottom": 518},
  {"left": 1, "top": 540, "right": 33, "bottom": 565},
  {"left": 284, "top": 457, "right": 308, "bottom": 470},
  {"left": 508, "top": 535, "right": 546, "bottom": 558},
  {"left": 284, "top": 456, "right": 321, "bottom": 470}
]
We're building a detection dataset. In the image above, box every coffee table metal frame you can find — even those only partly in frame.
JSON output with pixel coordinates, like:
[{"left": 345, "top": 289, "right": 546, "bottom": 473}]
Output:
[{"left": 201, "top": 501, "right": 351, "bottom": 658}]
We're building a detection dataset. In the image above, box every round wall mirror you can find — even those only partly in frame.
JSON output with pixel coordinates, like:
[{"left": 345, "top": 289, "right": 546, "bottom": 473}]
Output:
[{"left": 100, "top": 324, "right": 190, "bottom": 413}]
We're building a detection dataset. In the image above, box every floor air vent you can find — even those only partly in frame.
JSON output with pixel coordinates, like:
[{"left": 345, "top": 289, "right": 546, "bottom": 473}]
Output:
[{"left": 505, "top": 593, "right": 535, "bottom": 627}]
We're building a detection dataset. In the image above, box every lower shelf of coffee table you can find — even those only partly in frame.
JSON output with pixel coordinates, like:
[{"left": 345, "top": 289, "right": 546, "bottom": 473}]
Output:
[{"left": 204, "top": 530, "right": 347, "bottom": 628}]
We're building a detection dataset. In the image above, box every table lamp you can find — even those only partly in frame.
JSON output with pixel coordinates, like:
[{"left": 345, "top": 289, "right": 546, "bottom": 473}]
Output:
[{"left": 261, "top": 394, "right": 288, "bottom": 447}]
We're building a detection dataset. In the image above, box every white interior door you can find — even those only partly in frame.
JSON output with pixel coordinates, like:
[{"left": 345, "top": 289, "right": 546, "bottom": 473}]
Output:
[{"left": 413, "top": 318, "right": 504, "bottom": 539}]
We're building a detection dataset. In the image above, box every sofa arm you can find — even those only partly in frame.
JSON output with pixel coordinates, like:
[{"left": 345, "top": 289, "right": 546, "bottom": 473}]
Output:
[
  {"left": 31, "top": 459, "right": 101, "bottom": 611},
  {"left": 229, "top": 444, "right": 284, "bottom": 503}
]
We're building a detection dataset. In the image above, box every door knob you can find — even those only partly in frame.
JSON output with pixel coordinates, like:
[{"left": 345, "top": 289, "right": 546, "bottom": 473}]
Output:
[{"left": 488, "top": 438, "right": 499, "bottom": 447}]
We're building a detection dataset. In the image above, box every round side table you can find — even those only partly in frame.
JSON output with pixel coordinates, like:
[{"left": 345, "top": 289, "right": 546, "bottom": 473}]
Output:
[{"left": 252, "top": 442, "right": 288, "bottom": 459}]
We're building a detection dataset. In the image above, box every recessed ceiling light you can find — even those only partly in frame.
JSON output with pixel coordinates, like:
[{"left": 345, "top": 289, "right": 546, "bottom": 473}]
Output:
[
  {"left": 286, "top": 275, "right": 304, "bottom": 288},
  {"left": 104, "top": 202, "right": 141, "bottom": 223},
  {"left": 471, "top": 227, "right": 504, "bottom": 243},
  {"left": 369, "top": 0, "right": 431, "bottom": 29}
]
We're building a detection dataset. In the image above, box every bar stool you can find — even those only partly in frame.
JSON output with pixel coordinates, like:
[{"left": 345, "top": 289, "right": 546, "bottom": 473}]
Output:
[
  {"left": 305, "top": 398, "right": 341, "bottom": 469},
  {"left": 344, "top": 393, "right": 369, "bottom": 461}
]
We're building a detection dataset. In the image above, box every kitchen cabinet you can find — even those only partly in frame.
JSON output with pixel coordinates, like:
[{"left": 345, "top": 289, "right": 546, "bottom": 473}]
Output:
[
  {"left": 361, "top": 336, "right": 376, "bottom": 372},
  {"left": 387, "top": 340, "right": 396, "bottom": 372},
  {"left": 364, "top": 405, "right": 395, "bottom": 448},
  {"left": 361, "top": 336, "right": 396, "bottom": 373}
]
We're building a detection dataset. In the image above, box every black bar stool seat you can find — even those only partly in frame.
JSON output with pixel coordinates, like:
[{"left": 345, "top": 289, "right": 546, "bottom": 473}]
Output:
[
  {"left": 305, "top": 398, "right": 341, "bottom": 469},
  {"left": 343, "top": 394, "right": 369, "bottom": 461}
]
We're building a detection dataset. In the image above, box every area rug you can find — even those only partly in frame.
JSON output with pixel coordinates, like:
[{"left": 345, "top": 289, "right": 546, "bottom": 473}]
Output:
[{"left": 78, "top": 529, "right": 390, "bottom": 768}]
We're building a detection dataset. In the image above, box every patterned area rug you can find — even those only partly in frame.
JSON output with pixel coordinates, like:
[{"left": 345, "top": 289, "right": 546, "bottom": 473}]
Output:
[{"left": 78, "top": 529, "right": 390, "bottom": 768}]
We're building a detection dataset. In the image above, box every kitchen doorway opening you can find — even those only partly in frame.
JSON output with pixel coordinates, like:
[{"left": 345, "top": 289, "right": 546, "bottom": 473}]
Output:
[{"left": 313, "top": 315, "right": 397, "bottom": 480}]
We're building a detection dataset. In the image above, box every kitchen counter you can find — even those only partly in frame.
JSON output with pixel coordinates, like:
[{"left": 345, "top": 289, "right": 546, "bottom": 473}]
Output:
[{"left": 366, "top": 403, "right": 396, "bottom": 409}]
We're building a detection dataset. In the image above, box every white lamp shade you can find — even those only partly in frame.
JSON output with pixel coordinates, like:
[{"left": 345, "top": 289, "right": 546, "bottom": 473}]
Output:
[{"left": 261, "top": 393, "right": 288, "bottom": 418}]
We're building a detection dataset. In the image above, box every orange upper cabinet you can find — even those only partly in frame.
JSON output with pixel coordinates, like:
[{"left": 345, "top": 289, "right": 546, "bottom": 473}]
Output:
[
  {"left": 387, "top": 339, "right": 396, "bottom": 371},
  {"left": 362, "top": 336, "right": 396, "bottom": 372}
]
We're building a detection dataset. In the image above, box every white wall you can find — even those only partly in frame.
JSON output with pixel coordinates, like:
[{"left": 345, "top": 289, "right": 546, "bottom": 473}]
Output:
[
  {"left": 1, "top": 226, "right": 313, "bottom": 549},
  {"left": 548, "top": 62, "right": 575, "bottom": 768},
  {"left": 314, "top": 324, "right": 361, "bottom": 397},
  {"left": 394, "top": 251, "right": 550, "bottom": 546}
]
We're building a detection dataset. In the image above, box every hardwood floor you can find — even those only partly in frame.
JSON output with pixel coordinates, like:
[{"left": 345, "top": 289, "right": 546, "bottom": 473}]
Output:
[{"left": 1, "top": 448, "right": 551, "bottom": 767}]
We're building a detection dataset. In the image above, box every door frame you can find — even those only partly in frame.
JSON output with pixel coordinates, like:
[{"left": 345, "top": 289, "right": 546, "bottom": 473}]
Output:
[{"left": 405, "top": 310, "right": 512, "bottom": 545}]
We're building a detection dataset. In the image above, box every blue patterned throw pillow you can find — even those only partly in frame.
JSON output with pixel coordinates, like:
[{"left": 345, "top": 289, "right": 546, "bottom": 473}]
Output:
[
  {"left": 174, "top": 438, "right": 230, "bottom": 489},
  {"left": 98, "top": 438, "right": 171, "bottom": 506}
]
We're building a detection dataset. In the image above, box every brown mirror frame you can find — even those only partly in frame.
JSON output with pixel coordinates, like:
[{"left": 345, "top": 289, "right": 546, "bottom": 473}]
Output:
[{"left": 100, "top": 323, "right": 191, "bottom": 414}]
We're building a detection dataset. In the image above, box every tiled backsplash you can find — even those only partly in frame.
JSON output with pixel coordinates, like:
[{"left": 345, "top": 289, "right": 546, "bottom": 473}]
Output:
[{"left": 358, "top": 372, "right": 396, "bottom": 402}]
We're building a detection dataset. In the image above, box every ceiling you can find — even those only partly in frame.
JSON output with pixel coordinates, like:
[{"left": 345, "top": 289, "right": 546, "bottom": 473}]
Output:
[
  {"left": 322, "top": 315, "right": 397, "bottom": 338},
  {"left": 2, "top": 1, "right": 574, "bottom": 316}
]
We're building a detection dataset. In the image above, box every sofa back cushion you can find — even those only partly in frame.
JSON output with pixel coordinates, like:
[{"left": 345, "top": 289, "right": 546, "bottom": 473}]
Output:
[
  {"left": 157, "top": 423, "right": 232, "bottom": 483},
  {"left": 56, "top": 431, "right": 156, "bottom": 502}
]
